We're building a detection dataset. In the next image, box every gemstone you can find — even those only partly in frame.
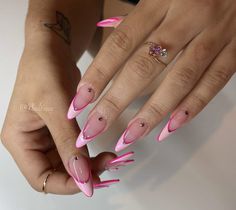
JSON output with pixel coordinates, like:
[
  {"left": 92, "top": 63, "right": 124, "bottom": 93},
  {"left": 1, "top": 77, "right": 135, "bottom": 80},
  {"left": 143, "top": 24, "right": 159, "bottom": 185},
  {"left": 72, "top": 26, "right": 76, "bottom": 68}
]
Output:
[
  {"left": 149, "top": 43, "right": 167, "bottom": 57},
  {"left": 160, "top": 48, "right": 168, "bottom": 57}
]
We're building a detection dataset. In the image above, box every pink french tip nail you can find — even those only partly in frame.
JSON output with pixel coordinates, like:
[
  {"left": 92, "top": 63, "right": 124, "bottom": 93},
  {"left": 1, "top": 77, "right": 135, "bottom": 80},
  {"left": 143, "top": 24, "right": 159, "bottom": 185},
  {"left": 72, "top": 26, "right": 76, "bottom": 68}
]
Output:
[
  {"left": 109, "top": 152, "right": 134, "bottom": 164},
  {"left": 68, "top": 156, "right": 93, "bottom": 197},
  {"left": 157, "top": 110, "right": 189, "bottom": 142},
  {"left": 106, "top": 160, "right": 134, "bottom": 171},
  {"left": 115, "top": 119, "right": 148, "bottom": 152},
  {"left": 105, "top": 152, "right": 135, "bottom": 171},
  {"left": 96, "top": 16, "right": 124, "bottom": 28},
  {"left": 94, "top": 179, "right": 120, "bottom": 189},
  {"left": 67, "top": 84, "right": 95, "bottom": 120},
  {"left": 76, "top": 112, "right": 107, "bottom": 148}
]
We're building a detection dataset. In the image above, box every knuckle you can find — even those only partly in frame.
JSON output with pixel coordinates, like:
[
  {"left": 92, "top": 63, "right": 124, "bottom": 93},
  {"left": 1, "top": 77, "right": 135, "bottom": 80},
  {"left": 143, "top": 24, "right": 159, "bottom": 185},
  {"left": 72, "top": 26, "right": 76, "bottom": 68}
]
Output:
[
  {"left": 189, "top": 93, "right": 208, "bottom": 108},
  {"left": 54, "top": 128, "right": 77, "bottom": 150},
  {"left": 0, "top": 127, "right": 10, "bottom": 148},
  {"left": 147, "top": 102, "right": 166, "bottom": 120},
  {"left": 194, "top": 42, "right": 212, "bottom": 63},
  {"left": 92, "top": 63, "right": 109, "bottom": 81},
  {"left": 170, "top": 66, "right": 198, "bottom": 89},
  {"left": 207, "top": 67, "right": 231, "bottom": 87},
  {"left": 102, "top": 95, "right": 122, "bottom": 113},
  {"left": 109, "top": 27, "right": 132, "bottom": 52},
  {"left": 128, "top": 54, "right": 156, "bottom": 79}
]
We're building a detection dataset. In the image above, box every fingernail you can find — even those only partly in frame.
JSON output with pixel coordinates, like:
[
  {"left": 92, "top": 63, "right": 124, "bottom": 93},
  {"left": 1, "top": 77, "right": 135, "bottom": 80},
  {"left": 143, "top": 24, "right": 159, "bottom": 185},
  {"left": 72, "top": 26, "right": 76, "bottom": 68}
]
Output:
[
  {"left": 96, "top": 16, "right": 124, "bottom": 28},
  {"left": 76, "top": 112, "right": 107, "bottom": 148},
  {"left": 94, "top": 179, "right": 120, "bottom": 189},
  {"left": 157, "top": 110, "right": 189, "bottom": 142},
  {"left": 105, "top": 152, "right": 135, "bottom": 171},
  {"left": 115, "top": 119, "right": 148, "bottom": 152},
  {"left": 67, "top": 84, "right": 95, "bottom": 119},
  {"left": 68, "top": 156, "right": 93, "bottom": 197},
  {"left": 106, "top": 160, "right": 134, "bottom": 171}
]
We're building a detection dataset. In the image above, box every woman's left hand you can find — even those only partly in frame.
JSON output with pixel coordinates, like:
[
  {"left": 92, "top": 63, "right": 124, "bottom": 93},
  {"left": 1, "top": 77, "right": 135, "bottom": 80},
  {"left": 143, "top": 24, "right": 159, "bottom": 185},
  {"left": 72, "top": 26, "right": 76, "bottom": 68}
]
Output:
[{"left": 68, "top": 0, "right": 236, "bottom": 152}]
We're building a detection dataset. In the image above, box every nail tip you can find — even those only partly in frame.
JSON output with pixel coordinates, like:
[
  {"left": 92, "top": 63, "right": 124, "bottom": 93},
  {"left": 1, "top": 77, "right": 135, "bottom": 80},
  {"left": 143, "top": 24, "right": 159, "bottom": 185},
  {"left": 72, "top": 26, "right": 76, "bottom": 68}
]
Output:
[
  {"left": 114, "top": 144, "right": 122, "bottom": 152},
  {"left": 156, "top": 132, "right": 168, "bottom": 142},
  {"left": 67, "top": 112, "right": 75, "bottom": 120},
  {"left": 85, "top": 191, "right": 93, "bottom": 197},
  {"left": 76, "top": 135, "right": 86, "bottom": 148},
  {"left": 67, "top": 108, "right": 82, "bottom": 120},
  {"left": 156, "top": 123, "right": 171, "bottom": 142},
  {"left": 82, "top": 187, "right": 93, "bottom": 197}
]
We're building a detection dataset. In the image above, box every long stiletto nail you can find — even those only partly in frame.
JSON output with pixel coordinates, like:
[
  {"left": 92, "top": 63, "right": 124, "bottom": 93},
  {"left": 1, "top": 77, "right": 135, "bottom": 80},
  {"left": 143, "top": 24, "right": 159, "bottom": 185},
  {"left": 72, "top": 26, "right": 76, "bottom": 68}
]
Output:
[
  {"left": 105, "top": 152, "right": 135, "bottom": 171},
  {"left": 115, "top": 119, "right": 149, "bottom": 152},
  {"left": 157, "top": 110, "right": 189, "bottom": 142},
  {"left": 67, "top": 84, "right": 95, "bottom": 119},
  {"left": 68, "top": 156, "right": 93, "bottom": 197},
  {"left": 94, "top": 179, "right": 120, "bottom": 189},
  {"left": 76, "top": 112, "right": 107, "bottom": 148},
  {"left": 97, "top": 16, "right": 124, "bottom": 28}
]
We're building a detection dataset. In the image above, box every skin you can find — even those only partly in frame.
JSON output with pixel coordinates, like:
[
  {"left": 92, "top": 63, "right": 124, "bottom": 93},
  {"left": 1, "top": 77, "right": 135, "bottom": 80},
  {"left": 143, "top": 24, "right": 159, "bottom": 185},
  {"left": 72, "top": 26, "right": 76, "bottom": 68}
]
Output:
[
  {"left": 75, "top": 0, "right": 236, "bottom": 147},
  {"left": 2, "top": 0, "right": 235, "bottom": 196},
  {"left": 0, "top": 0, "right": 122, "bottom": 195}
]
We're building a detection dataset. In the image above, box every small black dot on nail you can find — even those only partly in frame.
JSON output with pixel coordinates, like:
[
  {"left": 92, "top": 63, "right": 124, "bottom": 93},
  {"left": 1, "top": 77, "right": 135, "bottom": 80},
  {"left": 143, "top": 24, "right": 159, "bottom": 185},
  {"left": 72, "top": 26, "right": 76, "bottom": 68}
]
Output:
[
  {"left": 98, "top": 117, "right": 103, "bottom": 121},
  {"left": 88, "top": 88, "right": 92, "bottom": 92},
  {"left": 185, "top": 111, "right": 189, "bottom": 115},
  {"left": 75, "top": 156, "right": 78, "bottom": 160}
]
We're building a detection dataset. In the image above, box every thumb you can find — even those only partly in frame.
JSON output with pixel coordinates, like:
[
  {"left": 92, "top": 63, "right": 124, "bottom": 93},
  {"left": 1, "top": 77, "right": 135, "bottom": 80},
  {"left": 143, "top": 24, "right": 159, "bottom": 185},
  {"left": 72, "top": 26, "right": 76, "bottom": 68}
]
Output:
[{"left": 37, "top": 93, "right": 94, "bottom": 197}]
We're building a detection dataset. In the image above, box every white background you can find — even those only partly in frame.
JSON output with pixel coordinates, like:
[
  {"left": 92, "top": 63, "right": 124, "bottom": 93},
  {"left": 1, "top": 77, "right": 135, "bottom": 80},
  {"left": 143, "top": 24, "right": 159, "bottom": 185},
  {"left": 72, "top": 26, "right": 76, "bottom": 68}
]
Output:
[{"left": 0, "top": 1, "right": 236, "bottom": 210}]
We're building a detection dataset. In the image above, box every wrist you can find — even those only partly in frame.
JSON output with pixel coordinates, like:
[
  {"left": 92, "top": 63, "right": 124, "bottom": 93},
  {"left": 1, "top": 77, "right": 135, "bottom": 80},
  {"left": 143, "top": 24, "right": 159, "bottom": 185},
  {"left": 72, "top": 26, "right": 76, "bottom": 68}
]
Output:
[{"left": 25, "top": 15, "right": 72, "bottom": 52}]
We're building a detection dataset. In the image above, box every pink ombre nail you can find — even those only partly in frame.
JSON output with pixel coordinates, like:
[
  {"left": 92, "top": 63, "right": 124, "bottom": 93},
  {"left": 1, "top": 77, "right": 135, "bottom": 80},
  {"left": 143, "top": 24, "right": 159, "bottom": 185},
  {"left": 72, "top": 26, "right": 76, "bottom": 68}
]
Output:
[
  {"left": 76, "top": 112, "right": 107, "bottom": 148},
  {"left": 157, "top": 110, "right": 189, "bottom": 142},
  {"left": 105, "top": 152, "right": 135, "bottom": 171},
  {"left": 97, "top": 16, "right": 124, "bottom": 28},
  {"left": 94, "top": 179, "right": 120, "bottom": 189},
  {"left": 115, "top": 119, "right": 148, "bottom": 152},
  {"left": 68, "top": 156, "right": 93, "bottom": 197},
  {"left": 67, "top": 84, "right": 95, "bottom": 120}
]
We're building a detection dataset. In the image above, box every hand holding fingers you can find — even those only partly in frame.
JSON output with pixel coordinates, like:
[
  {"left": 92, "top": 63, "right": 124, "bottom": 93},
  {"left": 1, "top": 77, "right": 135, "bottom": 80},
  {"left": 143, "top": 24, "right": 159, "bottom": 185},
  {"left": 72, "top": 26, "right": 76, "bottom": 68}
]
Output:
[
  {"left": 1, "top": 81, "right": 134, "bottom": 195},
  {"left": 0, "top": 48, "right": 128, "bottom": 197}
]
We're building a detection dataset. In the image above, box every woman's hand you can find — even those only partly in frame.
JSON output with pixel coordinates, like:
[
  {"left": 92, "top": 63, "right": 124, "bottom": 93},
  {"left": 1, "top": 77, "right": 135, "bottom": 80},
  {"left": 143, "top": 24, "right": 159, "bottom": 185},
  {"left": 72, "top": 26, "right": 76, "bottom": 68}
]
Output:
[
  {"left": 68, "top": 0, "right": 236, "bottom": 151},
  {"left": 0, "top": 42, "right": 120, "bottom": 196}
]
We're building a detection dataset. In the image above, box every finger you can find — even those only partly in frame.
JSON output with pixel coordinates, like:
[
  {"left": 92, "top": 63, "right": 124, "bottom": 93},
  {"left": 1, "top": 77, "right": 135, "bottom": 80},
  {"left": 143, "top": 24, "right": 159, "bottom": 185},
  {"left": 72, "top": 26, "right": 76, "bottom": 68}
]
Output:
[
  {"left": 157, "top": 41, "right": 236, "bottom": 141},
  {"left": 115, "top": 22, "right": 229, "bottom": 151},
  {"left": 37, "top": 93, "right": 94, "bottom": 197},
  {"left": 75, "top": 8, "right": 204, "bottom": 148},
  {"left": 67, "top": 1, "right": 169, "bottom": 119},
  {"left": 91, "top": 151, "right": 135, "bottom": 174},
  {"left": 4, "top": 129, "right": 117, "bottom": 195},
  {"left": 90, "top": 152, "right": 116, "bottom": 174}
]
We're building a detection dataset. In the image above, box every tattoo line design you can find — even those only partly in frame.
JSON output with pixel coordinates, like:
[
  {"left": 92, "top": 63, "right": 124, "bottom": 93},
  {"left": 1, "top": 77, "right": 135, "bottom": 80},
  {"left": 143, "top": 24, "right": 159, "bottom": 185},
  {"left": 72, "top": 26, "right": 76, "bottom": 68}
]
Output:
[{"left": 44, "top": 11, "right": 71, "bottom": 45}]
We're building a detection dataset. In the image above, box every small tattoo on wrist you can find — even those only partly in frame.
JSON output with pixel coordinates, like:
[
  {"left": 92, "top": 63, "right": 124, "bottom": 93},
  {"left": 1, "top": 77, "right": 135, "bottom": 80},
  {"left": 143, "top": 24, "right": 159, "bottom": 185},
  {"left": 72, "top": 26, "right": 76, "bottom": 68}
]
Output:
[{"left": 44, "top": 11, "right": 71, "bottom": 45}]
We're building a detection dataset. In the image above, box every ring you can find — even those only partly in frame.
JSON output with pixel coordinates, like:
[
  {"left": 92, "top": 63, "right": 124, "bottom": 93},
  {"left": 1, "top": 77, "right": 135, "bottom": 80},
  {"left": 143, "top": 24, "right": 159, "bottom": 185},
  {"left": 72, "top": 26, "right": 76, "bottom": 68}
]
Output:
[
  {"left": 42, "top": 169, "right": 56, "bottom": 194},
  {"left": 145, "top": 42, "right": 168, "bottom": 67}
]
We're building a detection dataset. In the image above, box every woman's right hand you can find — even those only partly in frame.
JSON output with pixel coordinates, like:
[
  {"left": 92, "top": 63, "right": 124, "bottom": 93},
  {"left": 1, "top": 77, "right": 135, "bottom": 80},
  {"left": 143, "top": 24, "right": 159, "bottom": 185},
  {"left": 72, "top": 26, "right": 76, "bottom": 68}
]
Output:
[{"left": 0, "top": 41, "right": 120, "bottom": 196}]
